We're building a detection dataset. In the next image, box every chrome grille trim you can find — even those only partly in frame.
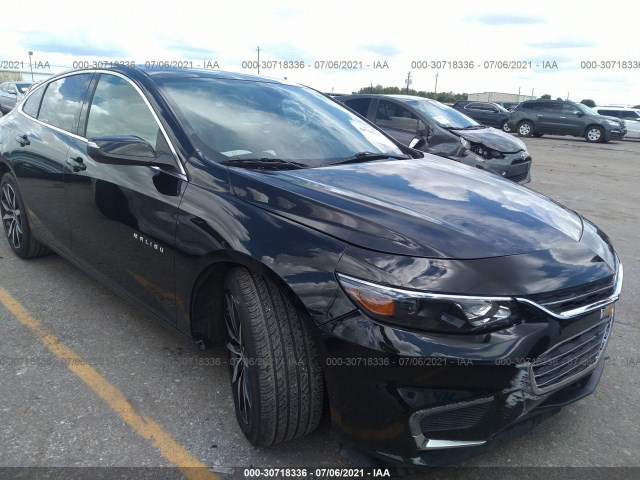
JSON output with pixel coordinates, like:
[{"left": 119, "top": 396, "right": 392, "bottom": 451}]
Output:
[{"left": 516, "top": 263, "right": 623, "bottom": 320}]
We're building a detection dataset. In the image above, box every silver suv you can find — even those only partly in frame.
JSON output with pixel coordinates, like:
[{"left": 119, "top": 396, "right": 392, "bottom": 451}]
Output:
[{"left": 594, "top": 106, "right": 640, "bottom": 139}]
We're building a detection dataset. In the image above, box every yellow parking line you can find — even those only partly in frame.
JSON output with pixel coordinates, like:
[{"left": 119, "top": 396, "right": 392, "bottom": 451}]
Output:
[{"left": 0, "top": 286, "right": 220, "bottom": 480}]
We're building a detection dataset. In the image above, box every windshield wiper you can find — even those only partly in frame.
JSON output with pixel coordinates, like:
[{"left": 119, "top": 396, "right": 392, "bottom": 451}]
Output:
[
  {"left": 456, "top": 125, "right": 487, "bottom": 130},
  {"left": 220, "top": 158, "right": 307, "bottom": 170},
  {"left": 331, "top": 152, "right": 410, "bottom": 166}
]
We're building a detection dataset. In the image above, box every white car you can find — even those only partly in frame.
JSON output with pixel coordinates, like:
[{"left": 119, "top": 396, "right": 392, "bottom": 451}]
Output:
[{"left": 595, "top": 106, "right": 640, "bottom": 139}]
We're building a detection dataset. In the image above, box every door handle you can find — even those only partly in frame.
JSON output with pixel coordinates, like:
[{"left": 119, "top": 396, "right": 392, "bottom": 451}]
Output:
[
  {"left": 67, "top": 157, "right": 87, "bottom": 172},
  {"left": 15, "top": 134, "right": 30, "bottom": 146}
]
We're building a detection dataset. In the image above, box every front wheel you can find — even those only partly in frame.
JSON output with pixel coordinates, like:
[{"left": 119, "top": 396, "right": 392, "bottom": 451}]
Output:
[
  {"left": 517, "top": 121, "right": 534, "bottom": 137},
  {"left": 1, "top": 173, "right": 51, "bottom": 259},
  {"left": 585, "top": 126, "right": 604, "bottom": 143},
  {"left": 223, "top": 267, "right": 324, "bottom": 446}
]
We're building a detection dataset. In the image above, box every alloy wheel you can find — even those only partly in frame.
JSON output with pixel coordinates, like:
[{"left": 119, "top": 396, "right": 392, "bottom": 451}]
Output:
[
  {"left": 519, "top": 123, "right": 531, "bottom": 136},
  {"left": 224, "top": 291, "right": 252, "bottom": 425},
  {"left": 587, "top": 128, "right": 602, "bottom": 142},
  {"left": 1, "top": 183, "right": 22, "bottom": 249}
]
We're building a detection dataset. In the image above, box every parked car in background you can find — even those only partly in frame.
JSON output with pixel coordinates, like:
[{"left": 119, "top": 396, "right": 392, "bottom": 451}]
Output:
[
  {"left": 452, "top": 101, "right": 512, "bottom": 132},
  {"left": 0, "top": 66, "right": 623, "bottom": 469},
  {"left": 594, "top": 106, "right": 640, "bottom": 139},
  {"left": 508, "top": 100, "right": 626, "bottom": 143},
  {"left": 339, "top": 94, "right": 532, "bottom": 184},
  {"left": 0, "top": 81, "right": 32, "bottom": 113}
]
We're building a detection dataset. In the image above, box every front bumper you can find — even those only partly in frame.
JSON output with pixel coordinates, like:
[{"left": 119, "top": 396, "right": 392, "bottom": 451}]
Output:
[
  {"left": 490, "top": 151, "right": 532, "bottom": 184},
  {"left": 318, "top": 300, "right": 616, "bottom": 466}
]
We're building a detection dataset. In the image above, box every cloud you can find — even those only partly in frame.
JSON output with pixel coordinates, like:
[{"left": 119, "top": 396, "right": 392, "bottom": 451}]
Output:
[
  {"left": 468, "top": 14, "right": 546, "bottom": 25},
  {"left": 360, "top": 44, "right": 400, "bottom": 57},
  {"left": 262, "top": 43, "right": 311, "bottom": 61},
  {"left": 163, "top": 43, "right": 219, "bottom": 59},
  {"left": 20, "top": 31, "right": 128, "bottom": 57},
  {"left": 529, "top": 39, "right": 595, "bottom": 49}
]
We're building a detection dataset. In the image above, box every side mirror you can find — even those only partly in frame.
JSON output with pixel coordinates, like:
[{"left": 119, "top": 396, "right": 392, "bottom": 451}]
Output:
[
  {"left": 409, "top": 136, "right": 427, "bottom": 150},
  {"left": 87, "top": 135, "right": 158, "bottom": 165},
  {"left": 576, "top": 111, "right": 584, "bottom": 117}
]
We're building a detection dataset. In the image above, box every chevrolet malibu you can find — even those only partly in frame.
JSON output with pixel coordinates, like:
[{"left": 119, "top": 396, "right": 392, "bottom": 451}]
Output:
[{"left": 0, "top": 67, "right": 623, "bottom": 468}]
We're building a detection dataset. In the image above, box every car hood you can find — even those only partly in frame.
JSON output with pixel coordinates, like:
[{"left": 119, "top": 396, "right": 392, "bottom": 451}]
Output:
[
  {"left": 228, "top": 156, "right": 583, "bottom": 259},
  {"left": 451, "top": 127, "right": 527, "bottom": 152}
]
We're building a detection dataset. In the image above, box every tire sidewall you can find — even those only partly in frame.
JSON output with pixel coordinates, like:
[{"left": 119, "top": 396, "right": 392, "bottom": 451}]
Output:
[
  {"left": 1, "top": 172, "right": 32, "bottom": 258},
  {"left": 223, "top": 270, "right": 263, "bottom": 443}
]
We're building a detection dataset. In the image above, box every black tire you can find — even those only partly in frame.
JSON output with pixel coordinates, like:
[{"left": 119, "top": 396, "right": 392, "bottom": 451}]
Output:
[
  {"left": 501, "top": 120, "right": 511, "bottom": 133},
  {"left": 517, "top": 121, "right": 534, "bottom": 137},
  {"left": 585, "top": 126, "right": 604, "bottom": 143},
  {"left": 223, "top": 266, "right": 324, "bottom": 446},
  {"left": 1, "top": 172, "right": 51, "bottom": 259}
]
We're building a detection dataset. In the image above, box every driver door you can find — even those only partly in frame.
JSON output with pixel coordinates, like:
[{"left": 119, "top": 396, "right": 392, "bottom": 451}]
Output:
[{"left": 64, "top": 73, "right": 186, "bottom": 324}]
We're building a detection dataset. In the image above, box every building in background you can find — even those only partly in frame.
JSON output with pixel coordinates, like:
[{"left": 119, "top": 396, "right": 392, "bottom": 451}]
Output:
[{"left": 467, "top": 92, "right": 536, "bottom": 109}]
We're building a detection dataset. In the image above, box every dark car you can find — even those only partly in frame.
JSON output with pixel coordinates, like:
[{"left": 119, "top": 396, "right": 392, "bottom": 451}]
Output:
[
  {"left": 508, "top": 99, "right": 626, "bottom": 143},
  {"left": 339, "top": 94, "right": 532, "bottom": 184},
  {"left": 0, "top": 67, "right": 622, "bottom": 469},
  {"left": 0, "top": 81, "right": 32, "bottom": 113},
  {"left": 452, "top": 101, "right": 511, "bottom": 132}
]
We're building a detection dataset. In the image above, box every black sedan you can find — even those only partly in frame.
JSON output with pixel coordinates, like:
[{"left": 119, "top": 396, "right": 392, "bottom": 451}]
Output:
[
  {"left": 452, "top": 100, "right": 512, "bottom": 132},
  {"left": 0, "top": 67, "right": 622, "bottom": 468},
  {"left": 339, "top": 94, "right": 532, "bottom": 184},
  {"left": 0, "top": 81, "right": 32, "bottom": 113}
]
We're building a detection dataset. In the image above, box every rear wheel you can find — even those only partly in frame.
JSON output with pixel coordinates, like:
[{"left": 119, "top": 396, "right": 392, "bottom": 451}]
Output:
[
  {"left": 501, "top": 120, "right": 511, "bottom": 133},
  {"left": 585, "top": 126, "right": 604, "bottom": 143},
  {"left": 223, "top": 267, "right": 324, "bottom": 446},
  {"left": 517, "top": 121, "right": 534, "bottom": 137},
  {"left": 1, "top": 173, "right": 51, "bottom": 259}
]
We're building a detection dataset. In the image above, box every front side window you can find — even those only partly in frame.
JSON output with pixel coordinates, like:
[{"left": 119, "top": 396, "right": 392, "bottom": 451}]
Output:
[
  {"left": 38, "top": 74, "right": 92, "bottom": 133},
  {"left": 375, "top": 100, "right": 422, "bottom": 133},
  {"left": 562, "top": 104, "right": 581, "bottom": 115},
  {"left": 85, "top": 74, "right": 160, "bottom": 148}
]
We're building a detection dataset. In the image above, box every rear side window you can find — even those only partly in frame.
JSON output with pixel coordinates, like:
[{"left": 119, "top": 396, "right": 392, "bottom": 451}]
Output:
[
  {"left": 343, "top": 98, "right": 371, "bottom": 117},
  {"left": 38, "top": 74, "right": 93, "bottom": 133},
  {"left": 520, "top": 102, "right": 539, "bottom": 110},
  {"left": 620, "top": 111, "right": 640, "bottom": 120},
  {"left": 85, "top": 74, "right": 160, "bottom": 148},
  {"left": 22, "top": 86, "right": 45, "bottom": 117},
  {"left": 597, "top": 109, "right": 618, "bottom": 117}
]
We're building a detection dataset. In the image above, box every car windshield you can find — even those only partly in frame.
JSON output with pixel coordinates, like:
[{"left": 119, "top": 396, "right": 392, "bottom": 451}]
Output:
[
  {"left": 16, "top": 83, "right": 31, "bottom": 94},
  {"left": 404, "top": 98, "right": 480, "bottom": 129},
  {"left": 155, "top": 77, "right": 403, "bottom": 167}
]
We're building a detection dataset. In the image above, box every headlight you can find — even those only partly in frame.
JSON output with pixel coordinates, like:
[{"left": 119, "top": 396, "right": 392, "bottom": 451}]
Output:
[
  {"left": 459, "top": 136, "right": 470, "bottom": 149},
  {"left": 605, "top": 120, "right": 619, "bottom": 126},
  {"left": 337, "top": 274, "right": 521, "bottom": 333}
]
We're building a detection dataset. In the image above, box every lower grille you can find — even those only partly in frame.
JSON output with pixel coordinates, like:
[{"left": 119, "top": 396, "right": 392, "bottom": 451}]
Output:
[
  {"left": 507, "top": 171, "right": 529, "bottom": 183},
  {"left": 419, "top": 401, "right": 492, "bottom": 432},
  {"left": 531, "top": 318, "right": 612, "bottom": 394}
]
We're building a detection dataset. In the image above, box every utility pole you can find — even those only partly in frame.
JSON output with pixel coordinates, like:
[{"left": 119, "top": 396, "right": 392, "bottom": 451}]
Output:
[
  {"left": 257, "top": 46, "right": 260, "bottom": 75},
  {"left": 405, "top": 71, "right": 412, "bottom": 94},
  {"left": 28, "top": 51, "right": 34, "bottom": 81},
  {"left": 434, "top": 72, "right": 439, "bottom": 95}
]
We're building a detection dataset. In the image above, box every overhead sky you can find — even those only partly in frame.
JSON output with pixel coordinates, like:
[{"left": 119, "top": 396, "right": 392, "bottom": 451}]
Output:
[{"left": 3, "top": 0, "right": 639, "bottom": 105}]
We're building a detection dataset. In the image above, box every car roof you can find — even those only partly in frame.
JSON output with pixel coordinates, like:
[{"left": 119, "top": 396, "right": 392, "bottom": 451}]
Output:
[
  {"left": 42, "top": 65, "right": 294, "bottom": 86},
  {"left": 341, "top": 93, "right": 439, "bottom": 104}
]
